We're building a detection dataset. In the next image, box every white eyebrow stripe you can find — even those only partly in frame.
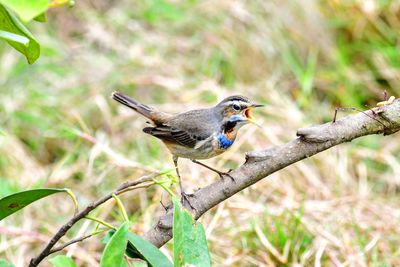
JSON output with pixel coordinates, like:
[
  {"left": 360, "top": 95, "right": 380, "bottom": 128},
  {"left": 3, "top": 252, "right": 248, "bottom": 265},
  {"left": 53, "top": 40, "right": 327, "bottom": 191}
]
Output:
[{"left": 222, "top": 100, "right": 250, "bottom": 107}]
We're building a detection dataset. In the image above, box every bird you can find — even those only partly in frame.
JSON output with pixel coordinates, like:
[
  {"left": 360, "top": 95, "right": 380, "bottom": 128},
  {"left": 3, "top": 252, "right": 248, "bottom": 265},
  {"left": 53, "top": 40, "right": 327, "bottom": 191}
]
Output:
[{"left": 111, "top": 91, "right": 263, "bottom": 202}]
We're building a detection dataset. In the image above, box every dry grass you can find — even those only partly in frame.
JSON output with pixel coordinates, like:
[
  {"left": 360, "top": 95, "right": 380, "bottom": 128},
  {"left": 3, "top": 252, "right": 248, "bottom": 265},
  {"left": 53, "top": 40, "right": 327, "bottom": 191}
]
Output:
[{"left": 1, "top": 0, "right": 400, "bottom": 266}]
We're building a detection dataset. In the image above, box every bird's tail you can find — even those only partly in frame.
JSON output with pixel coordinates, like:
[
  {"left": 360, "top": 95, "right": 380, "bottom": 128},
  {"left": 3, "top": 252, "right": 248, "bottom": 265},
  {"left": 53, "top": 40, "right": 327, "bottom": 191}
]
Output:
[{"left": 111, "top": 91, "right": 171, "bottom": 124}]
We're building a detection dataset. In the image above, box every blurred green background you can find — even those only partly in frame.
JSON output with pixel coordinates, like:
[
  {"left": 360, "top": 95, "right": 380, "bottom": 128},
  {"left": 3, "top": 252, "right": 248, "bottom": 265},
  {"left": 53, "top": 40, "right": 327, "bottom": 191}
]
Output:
[{"left": 1, "top": 0, "right": 400, "bottom": 266}]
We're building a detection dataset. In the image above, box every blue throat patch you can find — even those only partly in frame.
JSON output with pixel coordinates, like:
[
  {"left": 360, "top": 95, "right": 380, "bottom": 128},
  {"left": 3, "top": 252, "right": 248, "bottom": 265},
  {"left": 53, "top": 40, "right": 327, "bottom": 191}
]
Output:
[{"left": 217, "top": 133, "right": 235, "bottom": 149}]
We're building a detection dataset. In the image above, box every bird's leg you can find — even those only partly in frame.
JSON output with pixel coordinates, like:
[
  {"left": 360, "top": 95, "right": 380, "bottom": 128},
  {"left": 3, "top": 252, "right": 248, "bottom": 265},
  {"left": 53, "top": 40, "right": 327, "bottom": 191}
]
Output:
[
  {"left": 173, "top": 156, "right": 184, "bottom": 194},
  {"left": 173, "top": 156, "right": 195, "bottom": 209},
  {"left": 191, "top": 159, "right": 235, "bottom": 182}
]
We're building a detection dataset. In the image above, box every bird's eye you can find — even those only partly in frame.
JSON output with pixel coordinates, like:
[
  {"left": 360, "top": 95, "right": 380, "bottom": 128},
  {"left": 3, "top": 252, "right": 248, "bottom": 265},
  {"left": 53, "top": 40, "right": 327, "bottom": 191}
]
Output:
[{"left": 232, "top": 104, "right": 241, "bottom": 111}]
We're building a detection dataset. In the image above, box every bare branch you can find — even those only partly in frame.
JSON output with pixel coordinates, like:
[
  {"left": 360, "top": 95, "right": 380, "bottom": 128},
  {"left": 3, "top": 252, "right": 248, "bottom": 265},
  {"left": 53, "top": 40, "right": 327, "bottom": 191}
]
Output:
[
  {"left": 143, "top": 99, "right": 400, "bottom": 247},
  {"left": 29, "top": 173, "right": 159, "bottom": 267},
  {"left": 48, "top": 230, "right": 107, "bottom": 254}
]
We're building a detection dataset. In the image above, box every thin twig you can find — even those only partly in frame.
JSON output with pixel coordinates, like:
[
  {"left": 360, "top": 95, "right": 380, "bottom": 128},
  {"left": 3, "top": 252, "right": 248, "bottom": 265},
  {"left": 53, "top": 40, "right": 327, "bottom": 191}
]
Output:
[
  {"left": 116, "top": 182, "right": 156, "bottom": 195},
  {"left": 29, "top": 173, "right": 159, "bottom": 267},
  {"left": 48, "top": 229, "right": 107, "bottom": 254},
  {"left": 112, "top": 194, "right": 129, "bottom": 222},
  {"left": 332, "top": 107, "right": 387, "bottom": 128},
  {"left": 84, "top": 215, "right": 115, "bottom": 229}
]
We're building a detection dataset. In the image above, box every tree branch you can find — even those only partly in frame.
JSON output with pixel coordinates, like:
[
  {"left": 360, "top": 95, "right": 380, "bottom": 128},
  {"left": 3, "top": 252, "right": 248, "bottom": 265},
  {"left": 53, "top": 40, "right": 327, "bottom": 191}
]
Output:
[
  {"left": 48, "top": 230, "right": 106, "bottom": 255},
  {"left": 143, "top": 99, "right": 400, "bottom": 247},
  {"left": 29, "top": 173, "right": 158, "bottom": 267}
]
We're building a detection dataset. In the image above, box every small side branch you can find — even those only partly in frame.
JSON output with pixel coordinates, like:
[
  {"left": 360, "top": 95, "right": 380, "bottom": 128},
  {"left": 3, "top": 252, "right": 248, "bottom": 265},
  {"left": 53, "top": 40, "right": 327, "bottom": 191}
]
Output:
[
  {"left": 29, "top": 173, "right": 158, "bottom": 267},
  {"left": 49, "top": 230, "right": 106, "bottom": 254}
]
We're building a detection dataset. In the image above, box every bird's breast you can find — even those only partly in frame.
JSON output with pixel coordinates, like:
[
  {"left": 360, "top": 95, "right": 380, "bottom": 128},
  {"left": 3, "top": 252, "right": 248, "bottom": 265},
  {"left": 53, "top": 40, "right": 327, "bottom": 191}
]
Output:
[{"left": 217, "top": 131, "right": 236, "bottom": 149}]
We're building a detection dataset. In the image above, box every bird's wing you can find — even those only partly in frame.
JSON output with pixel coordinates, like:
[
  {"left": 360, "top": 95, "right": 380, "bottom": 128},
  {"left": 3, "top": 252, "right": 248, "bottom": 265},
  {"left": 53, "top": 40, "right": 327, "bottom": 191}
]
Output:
[
  {"left": 143, "top": 109, "right": 217, "bottom": 148},
  {"left": 143, "top": 125, "right": 198, "bottom": 148}
]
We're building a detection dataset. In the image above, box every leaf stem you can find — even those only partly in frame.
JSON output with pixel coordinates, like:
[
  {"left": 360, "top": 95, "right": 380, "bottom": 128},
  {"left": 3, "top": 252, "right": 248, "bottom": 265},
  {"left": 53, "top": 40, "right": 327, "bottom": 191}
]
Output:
[
  {"left": 112, "top": 194, "right": 129, "bottom": 223},
  {"left": 153, "top": 178, "right": 176, "bottom": 197},
  {"left": 85, "top": 215, "right": 115, "bottom": 230},
  {"left": 65, "top": 188, "right": 79, "bottom": 215}
]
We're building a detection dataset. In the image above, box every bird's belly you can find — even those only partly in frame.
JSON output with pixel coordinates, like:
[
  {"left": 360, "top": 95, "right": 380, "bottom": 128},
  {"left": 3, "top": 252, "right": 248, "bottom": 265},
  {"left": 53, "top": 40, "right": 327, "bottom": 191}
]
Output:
[{"left": 164, "top": 141, "right": 225, "bottom": 160}]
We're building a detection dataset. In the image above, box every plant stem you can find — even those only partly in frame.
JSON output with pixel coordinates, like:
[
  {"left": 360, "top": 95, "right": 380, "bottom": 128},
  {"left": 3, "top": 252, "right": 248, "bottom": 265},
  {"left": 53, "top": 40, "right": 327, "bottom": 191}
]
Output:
[
  {"left": 85, "top": 215, "right": 115, "bottom": 230},
  {"left": 112, "top": 194, "right": 129, "bottom": 223}
]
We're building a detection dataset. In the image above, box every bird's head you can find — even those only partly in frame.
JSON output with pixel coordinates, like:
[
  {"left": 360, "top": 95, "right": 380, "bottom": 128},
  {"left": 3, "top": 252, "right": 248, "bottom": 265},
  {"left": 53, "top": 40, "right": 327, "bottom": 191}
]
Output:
[{"left": 215, "top": 95, "right": 264, "bottom": 130}]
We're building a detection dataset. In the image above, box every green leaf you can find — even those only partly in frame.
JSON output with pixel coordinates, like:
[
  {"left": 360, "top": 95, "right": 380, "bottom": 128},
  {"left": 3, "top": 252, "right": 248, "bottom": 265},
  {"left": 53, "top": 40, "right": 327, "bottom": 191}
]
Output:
[
  {"left": 0, "top": 30, "right": 28, "bottom": 44},
  {"left": 100, "top": 222, "right": 129, "bottom": 267},
  {"left": 34, "top": 12, "right": 46, "bottom": 22},
  {"left": 0, "top": 259, "right": 15, "bottom": 267},
  {"left": 172, "top": 197, "right": 211, "bottom": 267},
  {"left": 101, "top": 229, "right": 116, "bottom": 244},
  {"left": 143, "top": 0, "right": 184, "bottom": 24},
  {"left": 49, "top": 255, "right": 77, "bottom": 267},
  {"left": 0, "top": 4, "right": 40, "bottom": 63},
  {"left": 0, "top": 188, "right": 69, "bottom": 220},
  {"left": 126, "top": 232, "right": 172, "bottom": 267},
  {"left": 0, "top": 0, "right": 49, "bottom": 22},
  {"left": 132, "top": 260, "right": 148, "bottom": 267}
]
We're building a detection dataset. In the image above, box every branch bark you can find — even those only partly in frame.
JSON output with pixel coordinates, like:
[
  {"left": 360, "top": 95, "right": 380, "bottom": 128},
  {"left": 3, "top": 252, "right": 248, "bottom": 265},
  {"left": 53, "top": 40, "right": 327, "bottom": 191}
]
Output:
[{"left": 143, "top": 99, "right": 400, "bottom": 247}]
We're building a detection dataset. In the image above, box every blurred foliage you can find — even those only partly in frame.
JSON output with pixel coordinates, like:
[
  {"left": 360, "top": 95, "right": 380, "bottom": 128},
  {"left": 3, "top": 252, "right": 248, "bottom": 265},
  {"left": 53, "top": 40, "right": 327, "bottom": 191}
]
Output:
[
  {"left": 0, "top": 0, "right": 73, "bottom": 63},
  {"left": 277, "top": 1, "right": 400, "bottom": 108},
  {"left": 0, "top": 4, "right": 40, "bottom": 63},
  {"left": 240, "top": 209, "right": 315, "bottom": 265},
  {"left": 320, "top": 1, "right": 399, "bottom": 107},
  {"left": 49, "top": 255, "right": 78, "bottom": 267}
]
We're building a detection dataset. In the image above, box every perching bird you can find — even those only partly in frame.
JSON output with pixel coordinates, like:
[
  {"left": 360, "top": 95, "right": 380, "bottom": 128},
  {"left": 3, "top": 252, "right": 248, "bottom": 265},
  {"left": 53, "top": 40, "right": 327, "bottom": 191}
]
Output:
[{"left": 112, "top": 91, "right": 263, "bottom": 200}]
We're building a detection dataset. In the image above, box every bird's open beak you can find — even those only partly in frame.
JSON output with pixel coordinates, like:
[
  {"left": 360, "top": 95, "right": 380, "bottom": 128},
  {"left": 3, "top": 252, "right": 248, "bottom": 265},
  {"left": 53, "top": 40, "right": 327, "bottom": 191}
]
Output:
[{"left": 244, "top": 104, "right": 263, "bottom": 124}]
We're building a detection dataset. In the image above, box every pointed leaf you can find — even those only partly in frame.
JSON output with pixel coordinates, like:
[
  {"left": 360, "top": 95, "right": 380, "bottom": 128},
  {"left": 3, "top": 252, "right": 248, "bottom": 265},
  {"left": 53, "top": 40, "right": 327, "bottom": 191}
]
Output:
[
  {"left": 100, "top": 222, "right": 129, "bottom": 267},
  {"left": 0, "top": 0, "right": 49, "bottom": 22},
  {"left": 0, "top": 188, "right": 70, "bottom": 220},
  {"left": 49, "top": 255, "right": 77, "bottom": 267},
  {"left": 126, "top": 232, "right": 172, "bottom": 267},
  {"left": 173, "top": 197, "right": 211, "bottom": 267},
  {"left": 0, "top": 4, "right": 40, "bottom": 63}
]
